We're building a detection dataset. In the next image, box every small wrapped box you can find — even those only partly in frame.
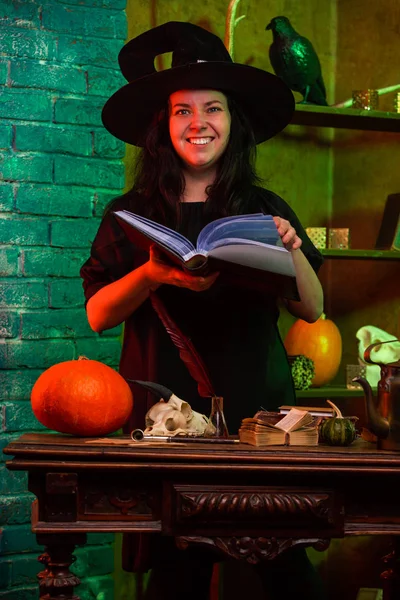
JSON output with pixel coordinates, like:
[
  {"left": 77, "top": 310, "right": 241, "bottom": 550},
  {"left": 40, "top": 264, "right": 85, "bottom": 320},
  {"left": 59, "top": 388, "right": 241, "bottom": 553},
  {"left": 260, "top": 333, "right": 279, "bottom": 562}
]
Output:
[
  {"left": 306, "top": 227, "right": 326, "bottom": 249},
  {"left": 394, "top": 92, "right": 400, "bottom": 114},
  {"left": 352, "top": 89, "right": 379, "bottom": 111},
  {"left": 328, "top": 228, "right": 350, "bottom": 249}
]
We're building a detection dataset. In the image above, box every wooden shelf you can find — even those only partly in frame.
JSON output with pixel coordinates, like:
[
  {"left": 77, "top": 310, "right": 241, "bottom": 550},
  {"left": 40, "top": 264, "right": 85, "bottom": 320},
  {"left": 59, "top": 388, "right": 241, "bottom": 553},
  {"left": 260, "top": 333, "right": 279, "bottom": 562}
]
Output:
[
  {"left": 321, "top": 249, "right": 400, "bottom": 259},
  {"left": 290, "top": 104, "right": 400, "bottom": 132},
  {"left": 296, "top": 386, "right": 367, "bottom": 398}
]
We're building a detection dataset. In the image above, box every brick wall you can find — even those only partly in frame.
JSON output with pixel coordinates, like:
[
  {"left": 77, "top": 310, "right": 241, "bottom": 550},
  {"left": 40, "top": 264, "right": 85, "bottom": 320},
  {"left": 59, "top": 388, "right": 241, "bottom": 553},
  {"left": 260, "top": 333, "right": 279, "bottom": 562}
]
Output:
[{"left": 0, "top": 1, "right": 127, "bottom": 598}]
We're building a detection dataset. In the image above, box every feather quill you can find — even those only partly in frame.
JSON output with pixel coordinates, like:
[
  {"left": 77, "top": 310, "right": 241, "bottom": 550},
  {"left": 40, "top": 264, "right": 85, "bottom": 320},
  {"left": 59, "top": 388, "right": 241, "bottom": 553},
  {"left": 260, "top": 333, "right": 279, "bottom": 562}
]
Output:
[{"left": 150, "top": 292, "right": 216, "bottom": 398}]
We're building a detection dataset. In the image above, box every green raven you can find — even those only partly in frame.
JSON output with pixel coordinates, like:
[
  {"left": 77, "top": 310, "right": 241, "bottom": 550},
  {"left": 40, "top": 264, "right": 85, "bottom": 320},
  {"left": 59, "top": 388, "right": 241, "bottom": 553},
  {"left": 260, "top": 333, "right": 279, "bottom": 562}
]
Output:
[{"left": 266, "top": 16, "right": 328, "bottom": 106}]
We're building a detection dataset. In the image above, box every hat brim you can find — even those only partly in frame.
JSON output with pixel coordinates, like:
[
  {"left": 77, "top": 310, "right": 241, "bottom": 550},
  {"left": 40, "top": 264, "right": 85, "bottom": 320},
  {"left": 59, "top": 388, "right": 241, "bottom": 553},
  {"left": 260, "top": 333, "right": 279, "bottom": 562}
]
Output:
[{"left": 101, "top": 61, "right": 295, "bottom": 146}]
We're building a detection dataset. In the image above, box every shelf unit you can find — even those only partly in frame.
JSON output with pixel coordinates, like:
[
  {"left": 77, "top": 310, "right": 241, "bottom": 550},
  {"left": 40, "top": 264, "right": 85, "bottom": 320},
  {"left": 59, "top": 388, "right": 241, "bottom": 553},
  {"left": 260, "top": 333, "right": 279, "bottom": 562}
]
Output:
[
  {"left": 321, "top": 249, "right": 399, "bottom": 259},
  {"left": 291, "top": 107, "right": 399, "bottom": 262},
  {"left": 287, "top": 105, "right": 399, "bottom": 405},
  {"left": 291, "top": 107, "right": 400, "bottom": 260},
  {"left": 295, "top": 386, "right": 365, "bottom": 398},
  {"left": 290, "top": 104, "right": 400, "bottom": 132}
]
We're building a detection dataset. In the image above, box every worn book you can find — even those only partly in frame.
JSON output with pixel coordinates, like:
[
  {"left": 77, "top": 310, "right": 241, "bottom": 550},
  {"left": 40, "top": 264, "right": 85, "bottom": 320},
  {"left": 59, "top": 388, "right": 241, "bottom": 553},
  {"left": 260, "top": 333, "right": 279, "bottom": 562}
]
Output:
[
  {"left": 239, "top": 408, "right": 321, "bottom": 446},
  {"left": 279, "top": 405, "right": 334, "bottom": 418},
  {"left": 114, "top": 210, "right": 299, "bottom": 300}
]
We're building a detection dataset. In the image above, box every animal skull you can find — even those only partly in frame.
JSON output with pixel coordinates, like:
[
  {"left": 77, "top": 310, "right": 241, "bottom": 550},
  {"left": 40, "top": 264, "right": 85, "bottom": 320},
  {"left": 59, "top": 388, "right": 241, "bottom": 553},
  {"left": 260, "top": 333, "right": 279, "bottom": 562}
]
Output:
[
  {"left": 356, "top": 325, "right": 400, "bottom": 387},
  {"left": 144, "top": 394, "right": 215, "bottom": 437},
  {"left": 357, "top": 326, "right": 400, "bottom": 364}
]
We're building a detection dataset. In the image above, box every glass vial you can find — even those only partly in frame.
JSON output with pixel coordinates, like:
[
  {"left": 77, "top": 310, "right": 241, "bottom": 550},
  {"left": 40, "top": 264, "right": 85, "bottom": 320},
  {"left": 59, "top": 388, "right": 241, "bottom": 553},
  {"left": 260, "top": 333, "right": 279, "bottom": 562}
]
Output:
[{"left": 208, "top": 396, "right": 229, "bottom": 438}]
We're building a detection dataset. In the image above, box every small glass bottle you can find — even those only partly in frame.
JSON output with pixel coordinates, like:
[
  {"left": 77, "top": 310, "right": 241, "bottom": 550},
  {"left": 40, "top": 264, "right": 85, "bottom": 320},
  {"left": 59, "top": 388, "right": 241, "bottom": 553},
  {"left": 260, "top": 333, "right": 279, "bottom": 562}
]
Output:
[{"left": 208, "top": 396, "right": 229, "bottom": 438}]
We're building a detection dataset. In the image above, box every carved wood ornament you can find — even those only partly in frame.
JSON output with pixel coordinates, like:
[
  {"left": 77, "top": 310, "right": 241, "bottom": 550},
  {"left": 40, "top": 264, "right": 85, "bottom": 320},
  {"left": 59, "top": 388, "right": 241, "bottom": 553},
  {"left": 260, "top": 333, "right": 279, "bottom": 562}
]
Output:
[
  {"left": 176, "top": 535, "right": 331, "bottom": 564},
  {"left": 37, "top": 545, "right": 80, "bottom": 600},
  {"left": 178, "top": 490, "right": 335, "bottom": 524},
  {"left": 82, "top": 485, "right": 156, "bottom": 518}
]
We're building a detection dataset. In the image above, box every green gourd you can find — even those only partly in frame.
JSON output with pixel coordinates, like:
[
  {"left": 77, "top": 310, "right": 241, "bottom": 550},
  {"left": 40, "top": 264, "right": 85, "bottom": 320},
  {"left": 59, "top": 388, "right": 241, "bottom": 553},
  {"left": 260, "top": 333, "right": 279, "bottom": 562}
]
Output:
[
  {"left": 289, "top": 355, "right": 315, "bottom": 390},
  {"left": 320, "top": 400, "right": 357, "bottom": 446}
]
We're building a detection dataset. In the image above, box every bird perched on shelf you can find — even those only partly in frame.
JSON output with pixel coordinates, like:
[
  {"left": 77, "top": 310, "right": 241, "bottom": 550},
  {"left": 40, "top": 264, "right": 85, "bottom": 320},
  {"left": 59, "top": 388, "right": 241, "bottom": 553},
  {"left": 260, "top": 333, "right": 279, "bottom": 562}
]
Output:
[{"left": 266, "top": 16, "right": 328, "bottom": 106}]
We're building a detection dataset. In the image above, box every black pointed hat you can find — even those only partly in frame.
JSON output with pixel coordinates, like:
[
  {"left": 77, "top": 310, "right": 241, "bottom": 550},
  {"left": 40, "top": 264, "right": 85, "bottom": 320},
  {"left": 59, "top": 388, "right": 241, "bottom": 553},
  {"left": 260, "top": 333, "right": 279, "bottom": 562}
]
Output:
[{"left": 102, "top": 21, "right": 294, "bottom": 146}]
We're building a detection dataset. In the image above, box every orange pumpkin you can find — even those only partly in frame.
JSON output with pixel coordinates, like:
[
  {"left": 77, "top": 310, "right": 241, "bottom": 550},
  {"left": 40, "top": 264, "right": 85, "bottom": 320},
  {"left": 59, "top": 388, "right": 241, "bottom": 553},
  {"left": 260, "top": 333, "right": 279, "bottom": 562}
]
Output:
[
  {"left": 31, "top": 357, "right": 133, "bottom": 436},
  {"left": 284, "top": 314, "right": 342, "bottom": 387}
]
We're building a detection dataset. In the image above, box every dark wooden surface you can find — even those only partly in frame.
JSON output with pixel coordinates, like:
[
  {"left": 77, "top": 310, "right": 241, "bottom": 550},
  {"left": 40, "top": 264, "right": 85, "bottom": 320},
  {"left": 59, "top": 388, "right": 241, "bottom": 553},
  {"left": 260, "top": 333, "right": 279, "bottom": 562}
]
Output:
[
  {"left": 290, "top": 105, "right": 400, "bottom": 132},
  {"left": 4, "top": 433, "right": 400, "bottom": 599}
]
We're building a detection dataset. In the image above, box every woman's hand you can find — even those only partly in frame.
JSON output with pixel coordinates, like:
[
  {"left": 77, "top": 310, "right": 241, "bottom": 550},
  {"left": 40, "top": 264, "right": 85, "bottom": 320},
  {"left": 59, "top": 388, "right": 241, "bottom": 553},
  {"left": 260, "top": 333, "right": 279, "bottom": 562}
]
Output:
[
  {"left": 144, "top": 245, "right": 219, "bottom": 292},
  {"left": 273, "top": 216, "right": 302, "bottom": 251},
  {"left": 87, "top": 245, "right": 219, "bottom": 333}
]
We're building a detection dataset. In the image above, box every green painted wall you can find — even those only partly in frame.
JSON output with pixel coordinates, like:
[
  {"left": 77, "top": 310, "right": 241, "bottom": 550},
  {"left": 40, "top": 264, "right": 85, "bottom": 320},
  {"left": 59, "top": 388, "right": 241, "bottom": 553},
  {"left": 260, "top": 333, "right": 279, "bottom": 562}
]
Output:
[{"left": 0, "top": 1, "right": 127, "bottom": 598}]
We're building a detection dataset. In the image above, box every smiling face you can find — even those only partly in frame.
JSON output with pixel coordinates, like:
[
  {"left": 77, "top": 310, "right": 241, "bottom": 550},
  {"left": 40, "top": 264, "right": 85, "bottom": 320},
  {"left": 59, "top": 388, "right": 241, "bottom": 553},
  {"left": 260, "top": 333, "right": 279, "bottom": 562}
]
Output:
[{"left": 168, "top": 89, "right": 231, "bottom": 174}]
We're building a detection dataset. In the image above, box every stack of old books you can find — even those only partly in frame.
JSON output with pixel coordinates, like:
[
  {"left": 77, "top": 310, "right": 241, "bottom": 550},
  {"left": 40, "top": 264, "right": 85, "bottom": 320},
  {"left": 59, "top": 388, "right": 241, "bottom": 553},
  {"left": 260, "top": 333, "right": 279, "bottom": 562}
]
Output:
[{"left": 239, "top": 407, "right": 322, "bottom": 447}]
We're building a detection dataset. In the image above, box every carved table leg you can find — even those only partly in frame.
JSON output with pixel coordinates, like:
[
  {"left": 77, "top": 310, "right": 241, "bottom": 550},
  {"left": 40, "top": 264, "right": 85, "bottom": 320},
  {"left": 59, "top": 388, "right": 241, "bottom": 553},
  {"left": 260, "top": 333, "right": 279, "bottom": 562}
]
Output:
[
  {"left": 36, "top": 533, "right": 86, "bottom": 600},
  {"left": 380, "top": 536, "right": 400, "bottom": 600}
]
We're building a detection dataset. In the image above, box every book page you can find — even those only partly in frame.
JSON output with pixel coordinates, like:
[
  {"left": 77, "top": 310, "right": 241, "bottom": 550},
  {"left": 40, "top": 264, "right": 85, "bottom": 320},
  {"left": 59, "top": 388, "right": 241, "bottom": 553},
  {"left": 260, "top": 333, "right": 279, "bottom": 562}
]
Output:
[
  {"left": 239, "top": 421, "right": 287, "bottom": 446},
  {"left": 207, "top": 243, "right": 295, "bottom": 277},
  {"left": 197, "top": 214, "right": 279, "bottom": 253},
  {"left": 289, "top": 427, "right": 319, "bottom": 446},
  {"left": 274, "top": 408, "right": 313, "bottom": 433},
  {"left": 114, "top": 210, "right": 195, "bottom": 258}
]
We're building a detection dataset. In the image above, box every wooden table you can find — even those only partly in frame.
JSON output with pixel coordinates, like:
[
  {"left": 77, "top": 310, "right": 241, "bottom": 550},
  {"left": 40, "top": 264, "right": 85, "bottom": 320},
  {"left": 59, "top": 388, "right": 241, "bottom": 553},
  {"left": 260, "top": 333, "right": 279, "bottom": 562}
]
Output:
[{"left": 4, "top": 433, "right": 400, "bottom": 599}]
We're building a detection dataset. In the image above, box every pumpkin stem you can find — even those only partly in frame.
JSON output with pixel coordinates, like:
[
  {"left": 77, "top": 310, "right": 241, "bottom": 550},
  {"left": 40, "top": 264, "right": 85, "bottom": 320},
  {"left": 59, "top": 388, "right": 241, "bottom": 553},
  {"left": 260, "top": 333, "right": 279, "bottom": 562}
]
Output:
[
  {"left": 78, "top": 356, "right": 89, "bottom": 361},
  {"left": 326, "top": 399, "right": 343, "bottom": 418}
]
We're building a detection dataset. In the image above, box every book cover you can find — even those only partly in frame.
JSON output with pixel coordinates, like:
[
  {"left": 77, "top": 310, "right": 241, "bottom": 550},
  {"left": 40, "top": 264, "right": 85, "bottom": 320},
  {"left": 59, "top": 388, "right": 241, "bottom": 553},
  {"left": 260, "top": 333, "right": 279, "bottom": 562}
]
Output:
[
  {"left": 279, "top": 405, "right": 334, "bottom": 418},
  {"left": 375, "top": 193, "right": 400, "bottom": 251},
  {"left": 114, "top": 210, "right": 300, "bottom": 300}
]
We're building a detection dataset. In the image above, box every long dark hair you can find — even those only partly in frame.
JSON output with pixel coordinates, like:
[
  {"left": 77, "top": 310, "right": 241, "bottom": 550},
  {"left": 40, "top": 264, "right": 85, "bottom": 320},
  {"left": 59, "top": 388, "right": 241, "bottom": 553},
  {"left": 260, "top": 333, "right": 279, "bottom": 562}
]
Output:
[{"left": 106, "top": 93, "right": 262, "bottom": 226}]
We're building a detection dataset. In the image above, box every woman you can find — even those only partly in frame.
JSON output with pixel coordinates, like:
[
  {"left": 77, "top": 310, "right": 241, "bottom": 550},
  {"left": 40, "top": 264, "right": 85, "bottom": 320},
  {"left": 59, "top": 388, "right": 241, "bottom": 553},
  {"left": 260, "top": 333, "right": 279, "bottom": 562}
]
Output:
[{"left": 81, "top": 21, "right": 325, "bottom": 600}]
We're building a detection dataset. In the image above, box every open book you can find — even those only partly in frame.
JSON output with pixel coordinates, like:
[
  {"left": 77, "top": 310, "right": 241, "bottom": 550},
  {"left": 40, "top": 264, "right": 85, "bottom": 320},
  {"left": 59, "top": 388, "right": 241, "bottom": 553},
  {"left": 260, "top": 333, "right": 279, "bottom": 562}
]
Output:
[
  {"left": 239, "top": 408, "right": 320, "bottom": 446},
  {"left": 114, "top": 210, "right": 299, "bottom": 300}
]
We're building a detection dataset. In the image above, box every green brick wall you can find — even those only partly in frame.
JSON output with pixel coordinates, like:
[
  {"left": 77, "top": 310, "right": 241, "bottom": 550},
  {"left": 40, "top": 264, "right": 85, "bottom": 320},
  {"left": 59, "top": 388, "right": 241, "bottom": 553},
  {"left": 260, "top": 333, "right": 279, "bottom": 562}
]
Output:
[{"left": 0, "top": 1, "right": 127, "bottom": 598}]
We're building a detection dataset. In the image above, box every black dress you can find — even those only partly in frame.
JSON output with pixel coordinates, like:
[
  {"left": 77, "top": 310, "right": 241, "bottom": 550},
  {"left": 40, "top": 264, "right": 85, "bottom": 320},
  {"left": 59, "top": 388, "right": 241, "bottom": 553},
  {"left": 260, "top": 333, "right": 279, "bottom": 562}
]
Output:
[
  {"left": 81, "top": 187, "right": 324, "bottom": 580},
  {"left": 80, "top": 186, "right": 323, "bottom": 436}
]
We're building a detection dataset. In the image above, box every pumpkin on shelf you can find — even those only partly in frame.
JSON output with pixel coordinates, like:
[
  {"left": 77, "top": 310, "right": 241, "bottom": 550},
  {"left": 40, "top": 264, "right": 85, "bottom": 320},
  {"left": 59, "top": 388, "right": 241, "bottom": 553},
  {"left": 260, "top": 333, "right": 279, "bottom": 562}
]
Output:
[
  {"left": 284, "top": 313, "right": 342, "bottom": 387},
  {"left": 319, "top": 400, "right": 357, "bottom": 446},
  {"left": 31, "top": 356, "right": 133, "bottom": 437}
]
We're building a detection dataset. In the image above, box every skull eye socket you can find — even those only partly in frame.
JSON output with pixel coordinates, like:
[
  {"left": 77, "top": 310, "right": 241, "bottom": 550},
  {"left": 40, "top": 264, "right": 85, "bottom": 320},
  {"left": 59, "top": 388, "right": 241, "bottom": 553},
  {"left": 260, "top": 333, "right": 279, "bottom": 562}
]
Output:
[{"left": 165, "top": 412, "right": 187, "bottom": 431}]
